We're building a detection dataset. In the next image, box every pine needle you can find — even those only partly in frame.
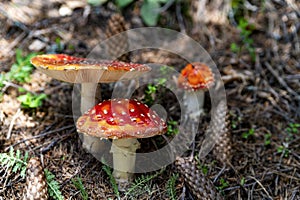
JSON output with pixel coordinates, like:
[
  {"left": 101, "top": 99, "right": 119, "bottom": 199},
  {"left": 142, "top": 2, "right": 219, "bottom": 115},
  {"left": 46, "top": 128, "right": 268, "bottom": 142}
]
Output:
[
  {"left": 125, "top": 169, "right": 163, "bottom": 198},
  {"left": 102, "top": 164, "right": 120, "bottom": 198},
  {"left": 166, "top": 173, "right": 178, "bottom": 200},
  {"left": 71, "top": 177, "right": 88, "bottom": 200}
]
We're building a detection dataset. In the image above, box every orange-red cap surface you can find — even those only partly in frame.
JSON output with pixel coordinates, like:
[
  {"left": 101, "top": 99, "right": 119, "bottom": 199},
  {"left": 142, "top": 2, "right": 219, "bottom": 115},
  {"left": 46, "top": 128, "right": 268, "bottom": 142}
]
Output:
[
  {"left": 178, "top": 62, "right": 214, "bottom": 91},
  {"left": 76, "top": 99, "right": 167, "bottom": 139},
  {"left": 30, "top": 54, "right": 151, "bottom": 83}
]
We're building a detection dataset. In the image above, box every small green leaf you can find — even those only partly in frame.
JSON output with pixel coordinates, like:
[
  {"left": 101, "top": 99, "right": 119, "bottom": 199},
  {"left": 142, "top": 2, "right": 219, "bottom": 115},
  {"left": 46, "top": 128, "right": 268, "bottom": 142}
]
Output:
[
  {"left": 157, "top": 78, "right": 167, "bottom": 85},
  {"left": 157, "top": 0, "right": 170, "bottom": 3},
  {"left": 141, "top": 0, "right": 160, "bottom": 26},
  {"left": 22, "top": 65, "right": 33, "bottom": 72},
  {"left": 240, "top": 177, "right": 245, "bottom": 186},
  {"left": 45, "top": 169, "right": 64, "bottom": 200},
  {"left": 16, "top": 150, "right": 21, "bottom": 160},
  {"left": 230, "top": 43, "right": 239, "bottom": 53},
  {"left": 264, "top": 133, "right": 272, "bottom": 146},
  {"left": 242, "top": 128, "right": 255, "bottom": 139},
  {"left": 18, "top": 87, "right": 26, "bottom": 93},
  {"left": 15, "top": 49, "right": 23, "bottom": 65},
  {"left": 21, "top": 166, "right": 27, "bottom": 178},
  {"left": 0, "top": 147, "right": 29, "bottom": 179},
  {"left": 115, "top": 0, "right": 134, "bottom": 8},
  {"left": 9, "top": 147, "right": 14, "bottom": 157},
  {"left": 12, "top": 164, "right": 20, "bottom": 173},
  {"left": 217, "top": 178, "right": 229, "bottom": 190},
  {"left": 18, "top": 93, "right": 47, "bottom": 108},
  {"left": 17, "top": 93, "right": 30, "bottom": 103},
  {"left": 88, "top": 0, "right": 108, "bottom": 6}
]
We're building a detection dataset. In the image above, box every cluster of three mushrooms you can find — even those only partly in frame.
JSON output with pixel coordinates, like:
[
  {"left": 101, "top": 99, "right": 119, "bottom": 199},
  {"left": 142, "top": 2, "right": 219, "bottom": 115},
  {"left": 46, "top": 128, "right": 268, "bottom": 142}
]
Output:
[{"left": 30, "top": 54, "right": 167, "bottom": 188}]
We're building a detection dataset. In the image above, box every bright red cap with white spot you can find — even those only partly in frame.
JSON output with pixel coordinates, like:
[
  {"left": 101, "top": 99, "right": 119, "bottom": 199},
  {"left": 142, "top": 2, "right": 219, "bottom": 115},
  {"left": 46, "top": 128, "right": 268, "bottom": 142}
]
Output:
[
  {"left": 177, "top": 62, "right": 214, "bottom": 91},
  {"left": 30, "top": 54, "right": 151, "bottom": 83},
  {"left": 76, "top": 99, "right": 167, "bottom": 139}
]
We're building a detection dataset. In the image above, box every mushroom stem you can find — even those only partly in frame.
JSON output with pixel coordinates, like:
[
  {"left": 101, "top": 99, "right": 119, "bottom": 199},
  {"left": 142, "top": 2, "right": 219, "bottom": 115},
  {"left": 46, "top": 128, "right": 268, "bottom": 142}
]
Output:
[
  {"left": 80, "top": 83, "right": 103, "bottom": 154},
  {"left": 184, "top": 91, "right": 204, "bottom": 120},
  {"left": 80, "top": 83, "right": 101, "bottom": 113},
  {"left": 110, "top": 138, "right": 140, "bottom": 190}
]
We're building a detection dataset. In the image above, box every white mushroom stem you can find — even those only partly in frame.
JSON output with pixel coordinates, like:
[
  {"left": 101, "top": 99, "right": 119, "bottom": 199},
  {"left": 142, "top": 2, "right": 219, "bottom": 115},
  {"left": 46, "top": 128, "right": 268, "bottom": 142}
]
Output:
[
  {"left": 110, "top": 138, "right": 140, "bottom": 190},
  {"left": 80, "top": 83, "right": 103, "bottom": 154},
  {"left": 183, "top": 90, "right": 205, "bottom": 120},
  {"left": 80, "top": 83, "right": 101, "bottom": 113}
]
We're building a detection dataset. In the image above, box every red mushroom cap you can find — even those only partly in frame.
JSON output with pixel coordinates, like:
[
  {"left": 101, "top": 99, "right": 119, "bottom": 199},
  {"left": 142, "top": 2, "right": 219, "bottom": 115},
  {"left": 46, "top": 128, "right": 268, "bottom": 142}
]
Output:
[
  {"left": 76, "top": 99, "right": 167, "bottom": 139},
  {"left": 177, "top": 62, "right": 214, "bottom": 91},
  {"left": 30, "top": 54, "right": 151, "bottom": 83}
]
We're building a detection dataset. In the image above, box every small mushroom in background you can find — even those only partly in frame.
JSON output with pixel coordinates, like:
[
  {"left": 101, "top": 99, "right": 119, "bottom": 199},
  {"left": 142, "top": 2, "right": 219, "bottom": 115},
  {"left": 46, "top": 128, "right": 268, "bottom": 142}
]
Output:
[
  {"left": 76, "top": 98, "right": 167, "bottom": 190},
  {"left": 177, "top": 62, "right": 215, "bottom": 120},
  {"left": 30, "top": 54, "right": 150, "bottom": 156}
]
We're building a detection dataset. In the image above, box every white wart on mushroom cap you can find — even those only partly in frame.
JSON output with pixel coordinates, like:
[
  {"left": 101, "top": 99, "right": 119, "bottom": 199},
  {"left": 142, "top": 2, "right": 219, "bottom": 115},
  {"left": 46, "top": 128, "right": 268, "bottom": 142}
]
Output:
[
  {"left": 30, "top": 54, "right": 151, "bottom": 83},
  {"left": 76, "top": 99, "right": 167, "bottom": 139}
]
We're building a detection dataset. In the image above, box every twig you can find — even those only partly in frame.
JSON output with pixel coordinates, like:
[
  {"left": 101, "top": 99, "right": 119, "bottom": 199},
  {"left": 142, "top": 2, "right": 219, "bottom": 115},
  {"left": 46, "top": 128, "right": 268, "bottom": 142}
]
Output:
[
  {"left": 6, "top": 124, "right": 75, "bottom": 150},
  {"left": 176, "top": 2, "right": 186, "bottom": 34},
  {"left": 179, "top": 185, "right": 186, "bottom": 200},
  {"left": 248, "top": 176, "right": 273, "bottom": 199},
  {"left": 264, "top": 62, "right": 299, "bottom": 99},
  {"left": 213, "top": 165, "right": 226, "bottom": 183},
  {"left": 38, "top": 138, "right": 59, "bottom": 153},
  {"left": 40, "top": 128, "right": 76, "bottom": 154},
  {"left": 284, "top": 74, "right": 300, "bottom": 79},
  {"left": 158, "top": 0, "right": 175, "bottom": 13},
  {"left": 6, "top": 108, "right": 21, "bottom": 140},
  {"left": 1, "top": 80, "right": 38, "bottom": 95},
  {"left": 1, "top": 32, "right": 26, "bottom": 57}
]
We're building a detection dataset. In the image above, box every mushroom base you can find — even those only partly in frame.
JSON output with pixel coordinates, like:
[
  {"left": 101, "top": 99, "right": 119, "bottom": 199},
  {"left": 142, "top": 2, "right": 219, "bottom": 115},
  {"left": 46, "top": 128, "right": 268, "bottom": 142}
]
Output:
[{"left": 110, "top": 138, "right": 140, "bottom": 191}]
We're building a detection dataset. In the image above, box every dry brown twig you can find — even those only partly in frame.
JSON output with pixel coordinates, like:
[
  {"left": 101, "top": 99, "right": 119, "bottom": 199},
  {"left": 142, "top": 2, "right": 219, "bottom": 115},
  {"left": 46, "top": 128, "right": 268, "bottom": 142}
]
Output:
[
  {"left": 7, "top": 108, "right": 21, "bottom": 140},
  {"left": 6, "top": 124, "right": 75, "bottom": 151}
]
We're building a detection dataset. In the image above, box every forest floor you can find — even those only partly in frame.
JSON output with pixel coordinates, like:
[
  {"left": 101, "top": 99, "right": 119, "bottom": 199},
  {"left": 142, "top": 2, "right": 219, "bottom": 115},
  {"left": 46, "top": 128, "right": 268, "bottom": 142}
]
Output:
[{"left": 0, "top": 0, "right": 299, "bottom": 199}]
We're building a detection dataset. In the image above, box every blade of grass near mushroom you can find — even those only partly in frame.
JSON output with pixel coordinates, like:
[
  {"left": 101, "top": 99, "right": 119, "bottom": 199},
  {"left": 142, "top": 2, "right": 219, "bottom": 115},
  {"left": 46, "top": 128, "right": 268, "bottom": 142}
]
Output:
[
  {"left": 30, "top": 54, "right": 151, "bottom": 156},
  {"left": 76, "top": 99, "right": 167, "bottom": 190}
]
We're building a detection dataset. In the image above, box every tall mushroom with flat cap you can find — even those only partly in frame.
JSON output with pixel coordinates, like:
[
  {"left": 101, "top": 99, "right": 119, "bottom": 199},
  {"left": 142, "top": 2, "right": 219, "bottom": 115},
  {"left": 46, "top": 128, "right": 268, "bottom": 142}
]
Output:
[
  {"left": 76, "top": 98, "right": 167, "bottom": 189},
  {"left": 177, "top": 62, "right": 214, "bottom": 119},
  {"left": 30, "top": 54, "right": 151, "bottom": 153}
]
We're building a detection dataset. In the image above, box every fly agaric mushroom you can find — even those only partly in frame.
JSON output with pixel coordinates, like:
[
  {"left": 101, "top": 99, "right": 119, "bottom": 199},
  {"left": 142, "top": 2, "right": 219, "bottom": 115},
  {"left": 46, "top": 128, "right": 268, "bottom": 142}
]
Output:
[
  {"left": 30, "top": 54, "right": 151, "bottom": 154},
  {"left": 76, "top": 98, "right": 167, "bottom": 189},
  {"left": 177, "top": 62, "right": 214, "bottom": 119}
]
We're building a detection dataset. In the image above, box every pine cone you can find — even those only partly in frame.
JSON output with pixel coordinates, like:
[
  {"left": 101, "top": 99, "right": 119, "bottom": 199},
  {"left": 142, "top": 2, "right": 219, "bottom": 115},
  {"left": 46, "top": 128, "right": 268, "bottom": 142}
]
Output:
[
  {"left": 175, "top": 156, "right": 223, "bottom": 200},
  {"left": 199, "top": 100, "right": 232, "bottom": 163},
  {"left": 213, "top": 108, "right": 232, "bottom": 164},
  {"left": 25, "top": 157, "right": 48, "bottom": 200},
  {"left": 213, "top": 130, "right": 232, "bottom": 164},
  {"left": 105, "top": 13, "right": 130, "bottom": 62}
]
